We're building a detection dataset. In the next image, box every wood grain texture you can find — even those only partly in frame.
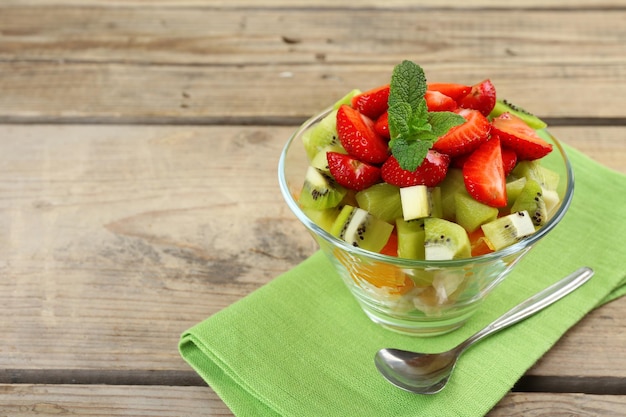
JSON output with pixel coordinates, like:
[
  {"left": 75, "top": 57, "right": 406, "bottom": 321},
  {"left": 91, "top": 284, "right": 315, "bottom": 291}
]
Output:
[
  {"left": 0, "top": 124, "right": 624, "bottom": 379},
  {"left": 0, "top": 7, "right": 625, "bottom": 122},
  {"left": 2, "top": 0, "right": 623, "bottom": 8},
  {"left": 1, "top": 1, "right": 625, "bottom": 415},
  {"left": 1, "top": 385, "right": 625, "bottom": 416}
]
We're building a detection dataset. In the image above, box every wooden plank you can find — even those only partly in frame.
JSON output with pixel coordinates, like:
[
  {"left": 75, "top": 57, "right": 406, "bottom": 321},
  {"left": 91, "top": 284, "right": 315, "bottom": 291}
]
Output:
[
  {"left": 0, "top": 384, "right": 624, "bottom": 416},
  {"left": 0, "top": 124, "right": 624, "bottom": 378},
  {"left": 0, "top": 7, "right": 625, "bottom": 122},
  {"left": 1, "top": 1, "right": 620, "bottom": 8},
  {"left": 0, "top": 384, "right": 231, "bottom": 416},
  {"left": 489, "top": 392, "right": 626, "bottom": 416},
  {"left": 2, "top": 7, "right": 623, "bottom": 66},
  {"left": 0, "top": 62, "right": 624, "bottom": 123}
]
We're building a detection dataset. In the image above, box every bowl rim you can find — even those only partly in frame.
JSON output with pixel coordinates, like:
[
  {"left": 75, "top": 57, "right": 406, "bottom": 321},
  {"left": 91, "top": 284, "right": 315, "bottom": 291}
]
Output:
[{"left": 278, "top": 107, "right": 575, "bottom": 267}]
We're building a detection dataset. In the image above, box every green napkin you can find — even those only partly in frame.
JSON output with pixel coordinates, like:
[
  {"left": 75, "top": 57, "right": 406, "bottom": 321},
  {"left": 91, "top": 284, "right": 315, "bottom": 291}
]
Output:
[{"left": 179, "top": 144, "right": 626, "bottom": 417}]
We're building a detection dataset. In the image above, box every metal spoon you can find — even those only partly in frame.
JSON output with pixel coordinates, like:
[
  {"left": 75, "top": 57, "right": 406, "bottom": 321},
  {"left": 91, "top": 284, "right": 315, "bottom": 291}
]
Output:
[{"left": 375, "top": 267, "right": 594, "bottom": 394}]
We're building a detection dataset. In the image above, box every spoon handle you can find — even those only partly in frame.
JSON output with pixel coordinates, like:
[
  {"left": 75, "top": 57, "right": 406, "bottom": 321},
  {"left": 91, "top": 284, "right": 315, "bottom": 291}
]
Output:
[{"left": 458, "top": 267, "right": 594, "bottom": 352}]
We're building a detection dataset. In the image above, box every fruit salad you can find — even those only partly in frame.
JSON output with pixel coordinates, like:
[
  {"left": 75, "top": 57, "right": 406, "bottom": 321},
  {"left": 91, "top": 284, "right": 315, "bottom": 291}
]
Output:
[{"left": 298, "top": 61, "right": 561, "bottom": 262}]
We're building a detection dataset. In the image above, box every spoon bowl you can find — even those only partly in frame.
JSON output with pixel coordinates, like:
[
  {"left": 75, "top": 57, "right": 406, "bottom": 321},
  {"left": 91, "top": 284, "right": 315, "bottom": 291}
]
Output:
[{"left": 375, "top": 267, "right": 594, "bottom": 394}]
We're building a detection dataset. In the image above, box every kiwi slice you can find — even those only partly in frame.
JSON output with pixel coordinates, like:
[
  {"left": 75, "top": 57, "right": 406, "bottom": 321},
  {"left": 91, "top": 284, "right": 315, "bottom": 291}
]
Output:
[
  {"left": 510, "top": 179, "right": 548, "bottom": 227},
  {"left": 298, "top": 166, "right": 347, "bottom": 210},
  {"left": 511, "top": 160, "right": 560, "bottom": 191},
  {"left": 301, "top": 109, "right": 340, "bottom": 160},
  {"left": 454, "top": 192, "right": 499, "bottom": 232},
  {"left": 395, "top": 218, "right": 426, "bottom": 260},
  {"left": 481, "top": 211, "right": 536, "bottom": 251},
  {"left": 302, "top": 206, "right": 342, "bottom": 233},
  {"left": 301, "top": 90, "right": 362, "bottom": 160},
  {"left": 310, "top": 145, "right": 346, "bottom": 172},
  {"left": 355, "top": 183, "right": 403, "bottom": 223},
  {"left": 438, "top": 168, "right": 466, "bottom": 221},
  {"left": 423, "top": 217, "right": 471, "bottom": 260},
  {"left": 330, "top": 205, "right": 394, "bottom": 253},
  {"left": 430, "top": 187, "right": 443, "bottom": 219},
  {"left": 505, "top": 177, "right": 527, "bottom": 208},
  {"left": 489, "top": 99, "right": 547, "bottom": 129},
  {"left": 333, "top": 89, "right": 362, "bottom": 109}
]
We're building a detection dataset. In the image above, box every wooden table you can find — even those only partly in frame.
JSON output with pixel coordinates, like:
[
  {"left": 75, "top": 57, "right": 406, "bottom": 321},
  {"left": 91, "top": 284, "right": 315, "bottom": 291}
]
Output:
[{"left": 1, "top": 1, "right": 625, "bottom": 415}]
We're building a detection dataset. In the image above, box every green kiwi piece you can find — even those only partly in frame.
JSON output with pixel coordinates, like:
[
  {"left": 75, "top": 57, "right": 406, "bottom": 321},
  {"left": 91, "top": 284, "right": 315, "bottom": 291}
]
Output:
[
  {"left": 310, "top": 145, "right": 347, "bottom": 172},
  {"left": 454, "top": 192, "right": 499, "bottom": 233},
  {"left": 302, "top": 206, "right": 342, "bottom": 233},
  {"left": 510, "top": 179, "right": 547, "bottom": 227},
  {"left": 489, "top": 99, "right": 547, "bottom": 129},
  {"left": 301, "top": 109, "right": 340, "bottom": 160},
  {"left": 355, "top": 183, "right": 403, "bottom": 223},
  {"left": 510, "top": 159, "right": 561, "bottom": 218},
  {"left": 395, "top": 218, "right": 425, "bottom": 260},
  {"left": 333, "top": 89, "right": 361, "bottom": 109},
  {"left": 438, "top": 168, "right": 466, "bottom": 220},
  {"left": 481, "top": 211, "right": 536, "bottom": 251},
  {"left": 511, "top": 160, "right": 560, "bottom": 191},
  {"left": 429, "top": 187, "right": 443, "bottom": 219},
  {"left": 301, "top": 89, "right": 362, "bottom": 160},
  {"left": 299, "top": 166, "right": 347, "bottom": 210},
  {"left": 505, "top": 177, "right": 527, "bottom": 209},
  {"left": 330, "top": 205, "right": 394, "bottom": 253},
  {"left": 423, "top": 217, "right": 471, "bottom": 260}
]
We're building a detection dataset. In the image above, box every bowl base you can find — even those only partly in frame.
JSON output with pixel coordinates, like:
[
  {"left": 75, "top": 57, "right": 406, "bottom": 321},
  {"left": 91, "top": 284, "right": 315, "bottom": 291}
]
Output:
[{"left": 361, "top": 306, "right": 478, "bottom": 337}]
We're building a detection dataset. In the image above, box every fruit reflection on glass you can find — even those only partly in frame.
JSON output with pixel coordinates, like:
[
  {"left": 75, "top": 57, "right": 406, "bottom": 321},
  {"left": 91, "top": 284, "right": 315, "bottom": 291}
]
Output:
[{"left": 278, "top": 61, "right": 573, "bottom": 336}]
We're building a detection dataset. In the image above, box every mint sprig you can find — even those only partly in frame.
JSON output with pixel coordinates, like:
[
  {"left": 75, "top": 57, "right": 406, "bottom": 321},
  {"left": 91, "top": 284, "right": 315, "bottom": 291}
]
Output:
[{"left": 388, "top": 61, "right": 466, "bottom": 171}]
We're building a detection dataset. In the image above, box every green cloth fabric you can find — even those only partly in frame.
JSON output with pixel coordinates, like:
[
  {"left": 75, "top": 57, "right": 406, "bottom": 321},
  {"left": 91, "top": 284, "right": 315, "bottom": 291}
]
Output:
[{"left": 179, "top": 144, "right": 626, "bottom": 417}]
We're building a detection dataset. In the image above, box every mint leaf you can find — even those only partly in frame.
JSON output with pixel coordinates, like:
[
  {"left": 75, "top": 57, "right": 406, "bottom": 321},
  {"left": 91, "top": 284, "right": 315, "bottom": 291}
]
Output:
[
  {"left": 428, "top": 111, "right": 466, "bottom": 136},
  {"left": 387, "top": 102, "right": 412, "bottom": 140},
  {"left": 392, "top": 137, "right": 434, "bottom": 172},
  {"left": 388, "top": 61, "right": 427, "bottom": 113},
  {"left": 387, "top": 61, "right": 466, "bottom": 171},
  {"left": 408, "top": 100, "right": 431, "bottom": 133}
]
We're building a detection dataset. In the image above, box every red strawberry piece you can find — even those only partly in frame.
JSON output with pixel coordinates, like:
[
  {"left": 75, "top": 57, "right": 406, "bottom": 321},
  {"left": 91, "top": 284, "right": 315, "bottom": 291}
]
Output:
[
  {"left": 326, "top": 151, "right": 381, "bottom": 191},
  {"left": 425, "top": 90, "right": 458, "bottom": 112},
  {"left": 491, "top": 112, "right": 553, "bottom": 160},
  {"left": 336, "top": 104, "right": 389, "bottom": 164},
  {"left": 462, "top": 137, "right": 507, "bottom": 208},
  {"left": 458, "top": 79, "right": 497, "bottom": 116},
  {"left": 451, "top": 153, "right": 469, "bottom": 170},
  {"left": 351, "top": 84, "right": 390, "bottom": 120},
  {"left": 374, "top": 111, "right": 390, "bottom": 140},
  {"left": 381, "top": 150, "right": 451, "bottom": 187},
  {"left": 501, "top": 146, "right": 518, "bottom": 176},
  {"left": 427, "top": 82, "right": 471, "bottom": 101},
  {"left": 432, "top": 108, "right": 491, "bottom": 157},
  {"left": 453, "top": 144, "right": 518, "bottom": 177}
]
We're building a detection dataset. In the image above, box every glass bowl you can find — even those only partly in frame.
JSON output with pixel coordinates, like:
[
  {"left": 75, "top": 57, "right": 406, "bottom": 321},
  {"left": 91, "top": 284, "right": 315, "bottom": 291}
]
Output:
[{"left": 278, "top": 108, "right": 574, "bottom": 336}]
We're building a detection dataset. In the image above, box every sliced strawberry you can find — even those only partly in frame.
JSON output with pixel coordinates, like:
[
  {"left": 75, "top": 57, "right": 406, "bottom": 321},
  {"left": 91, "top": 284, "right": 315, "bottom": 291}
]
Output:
[
  {"left": 381, "top": 150, "right": 450, "bottom": 187},
  {"left": 491, "top": 112, "right": 553, "bottom": 160},
  {"left": 336, "top": 104, "right": 389, "bottom": 164},
  {"left": 432, "top": 108, "right": 491, "bottom": 157},
  {"left": 501, "top": 146, "right": 518, "bottom": 176},
  {"left": 458, "top": 79, "right": 497, "bottom": 116},
  {"left": 374, "top": 111, "right": 390, "bottom": 140},
  {"left": 427, "top": 82, "right": 471, "bottom": 101},
  {"left": 425, "top": 90, "right": 458, "bottom": 112},
  {"left": 453, "top": 142, "right": 518, "bottom": 177},
  {"left": 462, "top": 137, "right": 507, "bottom": 208},
  {"left": 326, "top": 151, "right": 381, "bottom": 191},
  {"left": 351, "top": 84, "right": 390, "bottom": 120}
]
